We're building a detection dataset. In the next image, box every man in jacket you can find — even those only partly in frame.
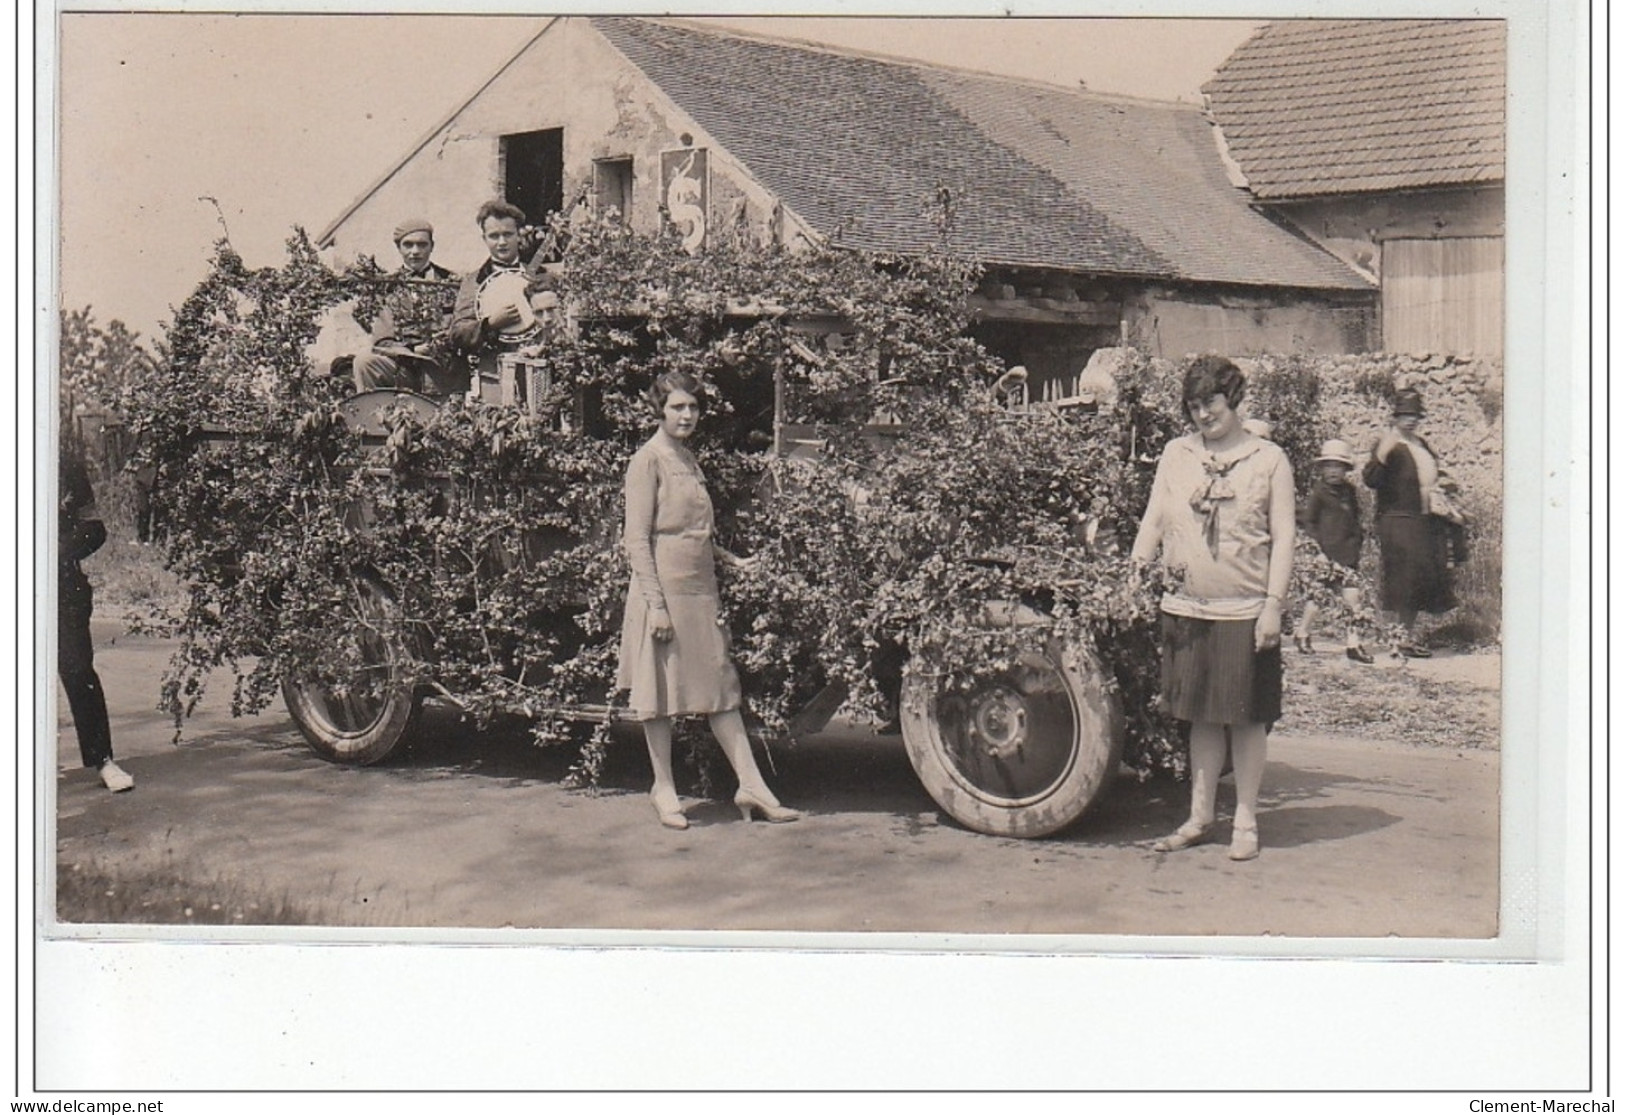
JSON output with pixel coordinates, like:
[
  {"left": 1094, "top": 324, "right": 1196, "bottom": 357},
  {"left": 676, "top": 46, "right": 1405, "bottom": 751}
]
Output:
[
  {"left": 59, "top": 434, "right": 133, "bottom": 791},
  {"left": 448, "top": 200, "right": 556, "bottom": 401},
  {"left": 353, "top": 218, "right": 460, "bottom": 396}
]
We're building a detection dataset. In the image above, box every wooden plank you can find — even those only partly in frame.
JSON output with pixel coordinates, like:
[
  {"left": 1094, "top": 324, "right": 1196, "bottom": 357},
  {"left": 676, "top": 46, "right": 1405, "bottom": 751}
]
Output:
[
  {"left": 1381, "top": 237, "right": 1503, "bottom": 355},
  {"left": 967, "top": 295, "right": 1120, "bottom": 326}
]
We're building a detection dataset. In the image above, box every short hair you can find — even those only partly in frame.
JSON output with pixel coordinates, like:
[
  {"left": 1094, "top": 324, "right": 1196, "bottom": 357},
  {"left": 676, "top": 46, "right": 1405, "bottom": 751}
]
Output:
[
  {"left": 645, "top": 370, "right": 705, "bottom": 417},
  {"left": 1181, "top": 354, "right": 1247, "bottom": 415},
  {"left": 475, "top": 199, "right": 527, "bottom": 228}
]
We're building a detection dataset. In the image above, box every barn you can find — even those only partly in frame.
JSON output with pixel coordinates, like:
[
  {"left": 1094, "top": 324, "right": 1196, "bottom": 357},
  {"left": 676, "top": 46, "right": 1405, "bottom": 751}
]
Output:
[
  {"left": 1203, "top": 19, "right": 1506, "bottom": 356},
  {"left": 318, "top": 17, "right": 1376, "bottom": 398}
]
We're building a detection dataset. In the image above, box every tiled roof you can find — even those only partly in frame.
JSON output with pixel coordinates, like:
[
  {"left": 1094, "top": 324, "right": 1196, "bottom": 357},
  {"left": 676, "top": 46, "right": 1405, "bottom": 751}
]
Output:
[
  {"left": 593, "top": 18, "right": 1369, "bottom": 292},
  {"left": 1202, "top": 19, "right": 1505, "bottom": 199}
]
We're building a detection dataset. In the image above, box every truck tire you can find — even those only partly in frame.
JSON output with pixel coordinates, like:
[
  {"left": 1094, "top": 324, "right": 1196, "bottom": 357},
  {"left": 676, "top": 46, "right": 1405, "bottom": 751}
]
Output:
[
  {"left": 901, "top": 628, "right": 1123, "bottom": 838},
  {"left": 282, "top": 577, "right": 419, "bottom": 765}
]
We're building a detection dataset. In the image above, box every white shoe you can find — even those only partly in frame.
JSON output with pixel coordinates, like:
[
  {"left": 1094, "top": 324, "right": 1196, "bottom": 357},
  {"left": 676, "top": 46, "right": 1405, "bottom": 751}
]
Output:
[{"left": 99, "top": 761, "right": 134, "bottom": 793}]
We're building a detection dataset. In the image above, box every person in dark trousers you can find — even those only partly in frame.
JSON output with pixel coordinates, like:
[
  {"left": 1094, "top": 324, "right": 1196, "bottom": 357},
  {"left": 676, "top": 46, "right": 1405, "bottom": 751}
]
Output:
[
  {"left": 1296, "top": 439, "right": 1375, "bottom": 663},
  {"left": 127, "top": 457, "right": 159, "bottom": 544},
  {"left": 59, "top": 435, "right": 133, "bottom": 792}
]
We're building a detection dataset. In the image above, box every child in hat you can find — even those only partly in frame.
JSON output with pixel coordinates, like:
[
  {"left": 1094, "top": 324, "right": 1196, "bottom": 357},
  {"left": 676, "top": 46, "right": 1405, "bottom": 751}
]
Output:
[{"left": 1296, "top": 438, "right": 1374, "bottom": 663}]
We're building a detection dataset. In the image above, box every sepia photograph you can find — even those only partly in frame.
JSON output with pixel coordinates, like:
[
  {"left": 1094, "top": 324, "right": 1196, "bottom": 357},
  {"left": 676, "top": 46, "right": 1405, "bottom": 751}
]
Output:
[{"left": 32, "top": 1, "right": 1591, "bottom": 1097}]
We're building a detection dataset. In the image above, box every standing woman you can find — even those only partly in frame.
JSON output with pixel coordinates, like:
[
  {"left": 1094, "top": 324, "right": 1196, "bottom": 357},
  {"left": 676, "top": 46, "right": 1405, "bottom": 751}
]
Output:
[
  {"left": 618, "top": 370, "right": 801, "bottom": 829},
  {"left": 1131, "top": 355, "right": 1295, "bottom": 861},
  {"left": 1363, "top": 389, "right": 1455, "bottom": 658}
]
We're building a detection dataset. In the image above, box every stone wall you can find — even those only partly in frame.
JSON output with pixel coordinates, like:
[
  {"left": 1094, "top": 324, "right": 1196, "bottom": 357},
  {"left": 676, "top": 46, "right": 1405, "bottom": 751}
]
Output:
[
  {"left": 1248, "top": 351, "right": 1503, "bottom": 641},
  {"left": 1278, "top": 352, "right": 1503, "bottom": 518}
]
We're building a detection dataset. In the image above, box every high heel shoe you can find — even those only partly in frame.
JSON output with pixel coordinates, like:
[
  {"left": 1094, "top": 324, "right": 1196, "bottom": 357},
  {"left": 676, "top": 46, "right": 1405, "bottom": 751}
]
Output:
[
  {"left": 1152, "top": 821, "right": 1211, "bottom": 852},
  {"left": 735, "top": 788, "right": 802, "bottom": 823},
  {"left": 651, "top": 791, "right": 688, "bottom": 830}
]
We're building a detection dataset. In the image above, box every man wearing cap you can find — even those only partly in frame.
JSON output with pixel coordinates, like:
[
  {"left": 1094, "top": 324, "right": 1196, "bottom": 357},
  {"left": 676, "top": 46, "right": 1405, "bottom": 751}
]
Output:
[
  {"left": 353, "top": 218, "right": 461, "bottom": 396},
  {"left": 449, "top": 200, "right": 558, "bottom": 400}
]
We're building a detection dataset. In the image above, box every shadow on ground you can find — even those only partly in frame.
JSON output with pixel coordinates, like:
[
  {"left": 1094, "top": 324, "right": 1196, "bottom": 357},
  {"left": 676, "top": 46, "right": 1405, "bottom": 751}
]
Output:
[{"left": 292, "top": 705, "right": 1410, "bottom": 850}]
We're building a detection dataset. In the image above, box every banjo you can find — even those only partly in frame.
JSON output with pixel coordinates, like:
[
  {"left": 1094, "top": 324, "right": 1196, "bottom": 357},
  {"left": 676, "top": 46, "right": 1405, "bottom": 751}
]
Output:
[{"left": 476, "top": 269, "right": 546, "bottom": 345}]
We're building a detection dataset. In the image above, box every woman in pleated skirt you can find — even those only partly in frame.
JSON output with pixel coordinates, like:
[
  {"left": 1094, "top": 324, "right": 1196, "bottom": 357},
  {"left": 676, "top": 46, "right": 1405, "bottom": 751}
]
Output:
[{"left": 1130, "top": 355, "right": 1295, "bottom": 861}]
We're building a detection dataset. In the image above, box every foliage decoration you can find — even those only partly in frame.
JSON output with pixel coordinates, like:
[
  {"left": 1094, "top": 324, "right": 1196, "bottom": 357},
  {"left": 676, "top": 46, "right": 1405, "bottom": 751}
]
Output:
[
  {"left": 128, "top": 217, "right": 1200, "bottom": 775},
  {"left": 128, "top": 213, "right": 1499, "bottom": 788}
]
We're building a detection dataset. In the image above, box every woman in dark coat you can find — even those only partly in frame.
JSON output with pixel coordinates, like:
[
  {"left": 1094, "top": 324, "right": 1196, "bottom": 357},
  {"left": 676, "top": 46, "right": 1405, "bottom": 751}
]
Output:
[{"left": 1363, "top": 389, "right": 1456, "bottom": 657}]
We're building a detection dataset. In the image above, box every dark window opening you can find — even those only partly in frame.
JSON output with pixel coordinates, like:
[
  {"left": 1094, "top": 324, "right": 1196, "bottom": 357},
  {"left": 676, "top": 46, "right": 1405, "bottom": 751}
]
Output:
[
  {"left": 501, "top": 128, "right": 564, "bottom": 238},
  {"left": 594, "top": 158, "right": 633, "bottom": 224},
  {"left": 970, "top": 322, "right": 1114, "bottom": 406}
]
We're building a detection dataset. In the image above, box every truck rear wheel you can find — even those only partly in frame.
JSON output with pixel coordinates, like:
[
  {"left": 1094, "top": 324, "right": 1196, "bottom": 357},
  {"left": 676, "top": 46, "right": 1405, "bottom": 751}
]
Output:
[
  {"left": 901, "top": 634, "right": 1122, "bottom": 838},
  {"left": 282, "top": 577, "right": 419, "bottom": 765}
]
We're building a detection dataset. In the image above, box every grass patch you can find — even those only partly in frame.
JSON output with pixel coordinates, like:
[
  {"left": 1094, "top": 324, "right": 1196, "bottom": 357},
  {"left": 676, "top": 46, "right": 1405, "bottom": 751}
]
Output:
[
  {"left": 1281, "top": 652, "right": 1500, "bottom": 750},
  {"left": 76, "top": 472, "right": 185, "bottom": 614},
  {"left": 56, "top": 856, "right": 387, "bottom": 926},
  {"left": 82, "top": 534, "right": 184, "bottom": 615}
]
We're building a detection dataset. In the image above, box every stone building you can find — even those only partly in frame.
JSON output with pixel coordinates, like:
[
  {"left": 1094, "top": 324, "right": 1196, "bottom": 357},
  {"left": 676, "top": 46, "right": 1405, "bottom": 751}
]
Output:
[
  {"left": 1203, "top": 19, "right": 1505, "bottom": 356},
  {"left": 319, "top": 17, "right": 1375, "bottom": 399}
]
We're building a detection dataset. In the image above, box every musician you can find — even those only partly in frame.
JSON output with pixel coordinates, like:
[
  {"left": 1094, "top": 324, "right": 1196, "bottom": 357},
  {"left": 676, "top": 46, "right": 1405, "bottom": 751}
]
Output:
[
  {"left": 353, "top": 218, "right": 460, "bottom": 396},
  {"left": 448, "top": 200, "right": 557, "bottom": 399}
]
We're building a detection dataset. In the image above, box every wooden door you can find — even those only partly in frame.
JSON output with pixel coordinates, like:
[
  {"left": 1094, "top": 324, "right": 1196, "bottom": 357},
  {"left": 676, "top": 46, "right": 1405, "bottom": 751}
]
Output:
[{"left": 1381, "top": 237, "right": 1504, "bottom": 356}]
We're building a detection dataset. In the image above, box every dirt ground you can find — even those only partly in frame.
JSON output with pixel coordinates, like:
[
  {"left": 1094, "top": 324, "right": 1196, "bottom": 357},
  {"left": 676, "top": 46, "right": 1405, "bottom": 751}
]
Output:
[{"left": 52, "top": 619, "right": 1500, "bottom": 938}]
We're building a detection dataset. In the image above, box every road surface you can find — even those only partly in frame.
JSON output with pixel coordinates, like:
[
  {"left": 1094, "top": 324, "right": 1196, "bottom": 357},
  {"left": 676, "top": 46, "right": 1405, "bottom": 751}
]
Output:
[{"left": 52, "top": 620, "right": 1499, "bottom": 937}]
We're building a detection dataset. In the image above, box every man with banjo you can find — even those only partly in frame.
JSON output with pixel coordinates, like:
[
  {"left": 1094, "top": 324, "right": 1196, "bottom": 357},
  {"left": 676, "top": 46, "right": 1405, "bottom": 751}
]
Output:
[{"left": 448, "top": 199, "right": 560, "bottom": 402}]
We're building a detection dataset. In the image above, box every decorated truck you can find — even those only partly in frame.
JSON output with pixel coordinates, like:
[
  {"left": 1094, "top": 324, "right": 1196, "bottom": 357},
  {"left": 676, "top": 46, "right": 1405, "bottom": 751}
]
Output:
[{"left": 134, "top": 220, "right": 1197, "bottom": 839}]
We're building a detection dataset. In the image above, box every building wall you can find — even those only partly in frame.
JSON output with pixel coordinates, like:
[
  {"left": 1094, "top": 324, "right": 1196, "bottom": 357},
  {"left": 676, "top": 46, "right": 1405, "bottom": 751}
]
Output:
[
  {"left": 321, "top": 17, "right": 1378, "bottom": 362},
  {"left": 321, "top": 18, "right": 805, "bottom": 273},
  {"left": 1268, "top": 186, "right": 1505, "bottom": 356},
  {"left": 1125, "top": 286, "right": 1375, "bottom": 359},
  {"left": 1269, "top": 187, "right": 1504, "bottom": 279}
]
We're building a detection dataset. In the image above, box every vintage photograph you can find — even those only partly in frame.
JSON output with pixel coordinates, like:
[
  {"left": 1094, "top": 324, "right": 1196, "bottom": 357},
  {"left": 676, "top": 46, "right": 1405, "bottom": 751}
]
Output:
[{"left": 52, "top": 12, "right": 1507, "bottom": 941}]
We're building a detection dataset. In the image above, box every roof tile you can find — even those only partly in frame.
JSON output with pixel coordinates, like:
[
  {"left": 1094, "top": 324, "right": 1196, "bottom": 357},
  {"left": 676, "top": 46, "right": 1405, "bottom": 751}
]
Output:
[
  {"left": 1203, "top": 19, "right": 1505, "bottom": 198},
  {"left": 594, "top": 17, "right": 1369, "bottom": 291}
]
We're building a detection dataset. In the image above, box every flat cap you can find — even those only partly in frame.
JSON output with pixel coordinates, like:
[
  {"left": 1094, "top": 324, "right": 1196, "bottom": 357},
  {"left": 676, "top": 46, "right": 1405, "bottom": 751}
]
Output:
[{"left": 392, "top": 218, "right": 434, "bottom": 242}]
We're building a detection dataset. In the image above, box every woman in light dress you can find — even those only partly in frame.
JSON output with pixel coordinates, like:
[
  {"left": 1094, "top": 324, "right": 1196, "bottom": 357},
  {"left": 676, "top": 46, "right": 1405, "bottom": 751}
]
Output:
[{"left": 617, "top": 370, "right": 800, "bottom": 829}]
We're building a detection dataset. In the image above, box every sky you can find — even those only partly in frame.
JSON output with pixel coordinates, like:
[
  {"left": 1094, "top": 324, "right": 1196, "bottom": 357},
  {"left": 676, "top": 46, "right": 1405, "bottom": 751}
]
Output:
[{"left": 54, "top": 13, "right": 1260, "bottom": 346}]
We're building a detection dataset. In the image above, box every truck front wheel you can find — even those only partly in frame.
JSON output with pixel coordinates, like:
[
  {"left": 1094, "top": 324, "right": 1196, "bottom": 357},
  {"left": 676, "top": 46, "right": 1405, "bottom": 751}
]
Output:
[
  {"left": 900, "top": 635, "right": 1122, "bottom": 838},
  {"left": 282, "top": 577, "right": 419, "bottom": 765}
]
